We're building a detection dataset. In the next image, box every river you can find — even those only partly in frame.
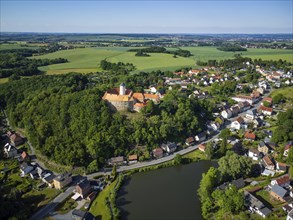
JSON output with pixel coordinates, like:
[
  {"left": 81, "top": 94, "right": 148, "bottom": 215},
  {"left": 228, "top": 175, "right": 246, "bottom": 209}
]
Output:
[{"left": 117, "top": 160, "right": 217, "bottom": 220}]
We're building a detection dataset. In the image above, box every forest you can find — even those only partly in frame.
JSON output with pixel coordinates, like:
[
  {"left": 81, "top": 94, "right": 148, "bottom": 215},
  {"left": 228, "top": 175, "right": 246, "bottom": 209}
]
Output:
[
  {"left": 0, "top": 49, "right": 68, "bottom": 78},
  {"left": 128, "top": 46, "right": 192, "bottom": 57},
  {"left": 0, "top": 73, "right": 212, "bottom": 172}
]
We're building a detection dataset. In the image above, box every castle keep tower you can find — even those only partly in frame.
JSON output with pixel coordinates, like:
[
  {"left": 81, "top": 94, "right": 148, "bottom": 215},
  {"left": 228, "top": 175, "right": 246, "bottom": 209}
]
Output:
[{"left": 119, "top": 83, "right": 126, "bottom": 95}]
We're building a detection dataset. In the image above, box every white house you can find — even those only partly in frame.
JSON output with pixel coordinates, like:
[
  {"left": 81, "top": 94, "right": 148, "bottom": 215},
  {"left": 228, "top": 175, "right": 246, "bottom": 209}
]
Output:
[
  {"left": 161, "top": 142, "right": 177, "bottom": 153},
  {"left": 150, "top": 86, "right": 157, "bottom": 93},
  {"left": 221, "top": 109, "right": 232, "bottom": 119},
  {"left": 287, "top": 210, "right": 293, "bottom": 220},
  {"left": 283, "top": 143, "right": 292, "bottom": 157},
  {"left": 195, "top": 132, "right": 206, "bottom": 142},
  {"left": 3, "top": 143, "right": 18, "bottom": 158},
  {"left": 259, "top": 105, "right": 273, "bottom": 116},
  {"left": 248, "top": 148, "right": 261, "bottom": 161},
  {"left": 231, "top": 117, "right": 245, "bottom": 130},
  {"left": 246, "top": 109, "right": 256, "bottom": 121}
]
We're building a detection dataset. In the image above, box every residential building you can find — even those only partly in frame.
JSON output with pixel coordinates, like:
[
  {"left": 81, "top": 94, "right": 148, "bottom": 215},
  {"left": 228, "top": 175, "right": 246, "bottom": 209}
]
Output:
[
  {"left": 246, "top": 110, "right": 256, "bottom": 120},
  {"left": 198, "top": 144, "right": 206, "bottom": 152},
  {"left": 53, "top": 172, "right": 72, "bottom": 190},
  {"left": 76, "top": 178, "right": 92, "bottom": 199},
  {"left": 244, "top": 191, "right": 271, "bottom": 218},
  {"left": 108, "top": 156, "right": 124, "bottom": 166},
  {"left": 161, "top": 142, "right": 177, "bottom": 153},
  {"left": 195, "top": 132, "right": 206, "bottom": 142},
  {"left": 244, "top": 131, "right": 256, "bottom": 141},
  {"left": 248, "top": 148, "right": 261, "bottom": 161},
  {"left": 20, "top": 162, "right": 34, "bottom": 176},
  {"left": 259, "top": 105, "right": 273, "bottom": 116},
  {"left": 262, "top": 97, "right": 273, "bottom": 106},
  {"left": 221, "top": 109, "right": 232, "bottom": 119},
  {"left": 10, "top": 133, "right": 24, "bottom": 146},
  {"left": 42, "top": 173, "right": 55, "bottom": 188},
  {"left": 258, "top": 141, "right": 269, "bottom": 154},
  {"left": 231, "top": 117, "right": 245, "bottom": 130},
  {"left": 270, "top": 185, "right": 287, "bottom": 202},
  {"left": 287, "top": 210, "right": 293, "bottom": 220},
  {"left": 153, "top": 148, "right": 163, "bottom": 159},
  {"left": 271, "top": 174, "right": 290, "bottom": 188},
  {"left": 18, "top": 151, "right": 29, "bottom": 163},
  {"left": 230, "top": 106, "right": 240, "bottom": 116},
  {"left": 262, "top": 155, "right": 275, "bottom": 170},
  {"left": 3, "top": 143, "right": 18, "bottom": 158},
  {"left": 276, "top": 162, "right": 287, "bottom": 173},
  {"left": 128, "top": 154, "right": 138, "bottom": 164},
  {"left": 232, "top": 95, "right": 256, "bottom": 105},
  {"left": 284, "top": 143, "right": 292, "bottom": 157},
  {"left": 186, "top": 137, "right": 195, "bottom": 146}
]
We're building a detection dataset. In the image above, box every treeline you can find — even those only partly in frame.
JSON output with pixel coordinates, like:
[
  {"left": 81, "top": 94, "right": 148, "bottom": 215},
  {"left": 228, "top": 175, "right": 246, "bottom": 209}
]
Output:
[
  {"left": 198, "top": 152, "right": 253, "bottom": 219},
  {"left": 128, "top": 46, "right": 192, "bottom": 57},
  {"left": 217, "top": 44, "right": 247, "bottom": 52},
  {"left": 100, "top": 60, "right": 136, "bottom": 73},
  {"left": 272, "top": 109, "right": 293, "bottom": 146},
  {"left": 0, "top": 74, "right": 212, "bottom": 170},
  {"left": 0, "top": 49, "right": 68, "bottom": 78}
]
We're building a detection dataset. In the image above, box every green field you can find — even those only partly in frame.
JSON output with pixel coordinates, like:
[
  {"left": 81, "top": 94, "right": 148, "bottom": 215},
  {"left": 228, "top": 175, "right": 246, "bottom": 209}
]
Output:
[
  {"left": 271, "top": 87, "right": 293, "bottom": 100},
  {"left": 31, "top": 46, "right": 293, "bottom": 74}
]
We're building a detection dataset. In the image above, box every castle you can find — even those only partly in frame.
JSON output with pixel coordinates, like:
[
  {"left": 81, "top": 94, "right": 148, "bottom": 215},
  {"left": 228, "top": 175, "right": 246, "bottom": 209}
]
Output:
[{"left": 102, "top": 83, "right": 160, "bottom": 112}]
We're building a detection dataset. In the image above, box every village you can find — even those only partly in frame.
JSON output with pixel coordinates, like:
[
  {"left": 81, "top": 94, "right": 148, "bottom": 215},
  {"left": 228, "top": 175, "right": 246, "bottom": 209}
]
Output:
[{"left": 1, "top": 61, "right": 293, "bottom": 220}]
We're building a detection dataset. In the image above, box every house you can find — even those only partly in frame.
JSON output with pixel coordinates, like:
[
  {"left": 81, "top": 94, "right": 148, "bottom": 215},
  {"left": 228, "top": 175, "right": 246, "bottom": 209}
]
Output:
[
  {"left": 161, "top": 142, "right": 177, "bottom": 153},
  {"left": 36, "top": 166, "right": 46, "bottom": 178},
  {"left": 245, "top": 131, "right": 256, "bottom": 141},
  {"left": 3, "top": 143, "right": 18, "bottom": 158},
  {"left": 153, "top": 147, "right": 164, "bottom": 159},
  {"left": 195, "top": 132, "right": 206, "bottom": 142},
  {"left": 276, "top": 162, "right": 287, "bottom": 173},
  {"left": 284, "top": 142, "right": 292, "bottom": 157},
  {"left": 262, "top": 97, "right": 273, "bottom": 106},
  {"left": 133, "top": 102, "right": 147, "bottom": 112},
  {"left": 42, "top": 173, "right": 55, "bottom": 188},
  {"left": 198, "top": 144, "right": 206, "bottom": 152},
  {"left": 230, "top": 106, "right": 240, "bottom": 116},
  {"left": 262, "top": 155, "right": 275, "bottom": 170},
  {"left": 246, "top": 109, "right": 256, "bottom": 120},
  {"left": 253, "top": 118, "right": 263, "bottom": 128},
  {"left": 257, "top": 87, "right": 265, "bottom": 95},
  {"left": 20, "top": 162, "right": 34, "bottom": 176},
  {"left": 76, "top": 178, "right": 92, "bottom": 199},
  {"left": 128, "top": 154, "right": 138, "bottom": 164},
  {"left": 87, "top": 191, "right": 98, "bottom": 202},
  {"left": 270, "top": 185, "right": 287, "bottom": 202},
  {"left": 221, "top": 109, "right": 232, "bottom": 119},
  {"left": 53, "top": 172, "right": 72, "bottom": 190},
  {"left": 18, "top": 151, "right": 30, "bottom": 163},
  {"left": 186, "top": 137, "right": 195, "bottom": 146},
  {"left": 231, "top": 117, "right": 245, "bottom": 130},
  {"left": 283, "top": 203, "right": 293, "bottom": 214},
  {"left": 72, "top": 209, "right": 95, "bottom": 220},
  {"left": 259, "top": 105, "right": 273, "bottom": 116},
  {"left": 10, "top": 133, "right": 25, "bottom": 146},
  {"left": 29, "top": 169, "right": 39, "bottom": 180},
  {"left": 244, "top": 191, "right": 271, "bottom": 218},
  {"left": 232, "top": 95, "right": 256, "bottom": 105},
  {"left": 248, "top": 148, "right": 261, "bottom": 161},
  {"left": 238, "top": 101, "right": 251, "bottom": 112},
  {"left": 108, "top": 156, "right": 124, "bottom": 166},
  {"left": 258, "top": 141, "right": 269, "bottom": 154},
  {"left": 231, "top": 177, "right": 245, "bottom": 189},
  {"left": 271, "top": 174, "right": 290, "bottom": 188},
  {"left": 287, "top": 209, "right": 293, "bottom": 220}
]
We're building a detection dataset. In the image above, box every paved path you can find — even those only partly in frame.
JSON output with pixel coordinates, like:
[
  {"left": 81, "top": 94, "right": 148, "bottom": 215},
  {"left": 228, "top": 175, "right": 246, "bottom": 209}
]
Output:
[{"left": 29, "top": 186, "right": 75, "bottom": 220}]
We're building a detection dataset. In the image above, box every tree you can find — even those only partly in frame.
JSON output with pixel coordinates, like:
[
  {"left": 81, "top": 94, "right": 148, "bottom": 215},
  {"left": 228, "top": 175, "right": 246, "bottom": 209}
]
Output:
[
  {"left": 262, "top": 101, "right": 271, "bottom": 107},
  {"left": 111, "top": 165, "right": 117, "bottom": 179},
  {"left": 288, "top": 147, "right": 293, "bottom": 164},
  {"left": 173, "top": 154, "right": 183, "bottom": 165},
  {"left": 205, "top": 142, "right": 215, "bottom": 160},
  {"left": 218, "top": 152, "right": 252, "bottom": 181},
  {"left": 198, "top": 167, "right": 219, "bottom": 200},
  {"left": 289, "top": 166, "right": 293, "bottom": 179},
  {"left": 219, "top": 128, "right": 231, "bottom": 139},
  {"left": 273, "top": 93, "right": 285, "bottom": 104}
]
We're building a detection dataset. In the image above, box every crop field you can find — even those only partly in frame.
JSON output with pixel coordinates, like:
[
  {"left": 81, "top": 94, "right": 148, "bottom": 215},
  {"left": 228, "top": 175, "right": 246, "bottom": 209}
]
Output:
[
  {"left": 32, "top": 46, "right": 293, "bottom": 75},
  {"left": 0, "top": 43, "right": 41, "bottom": 50}
]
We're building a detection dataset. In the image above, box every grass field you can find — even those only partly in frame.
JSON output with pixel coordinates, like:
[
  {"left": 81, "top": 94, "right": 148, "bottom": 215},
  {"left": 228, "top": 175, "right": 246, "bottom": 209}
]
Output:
[
  {"left": 90, "top": 178, "right": 118, "bottom": 219},
  {"left": 271, "top": 87, "right": 293, "bottom": 100},
  {"left": 31, "top": 46, "right": 293, "bottom": 75},
  {"left": 0, "top": 43, "right": 40, "bottom": 50},
  {"left": 0, "top": 78, "right": 9, "bottom": 84}
]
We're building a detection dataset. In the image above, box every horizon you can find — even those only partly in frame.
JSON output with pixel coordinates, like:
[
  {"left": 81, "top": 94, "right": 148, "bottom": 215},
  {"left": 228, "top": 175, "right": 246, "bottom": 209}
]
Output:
[{"left": 1, "top": 0, "right": 292, "bottom": 34}]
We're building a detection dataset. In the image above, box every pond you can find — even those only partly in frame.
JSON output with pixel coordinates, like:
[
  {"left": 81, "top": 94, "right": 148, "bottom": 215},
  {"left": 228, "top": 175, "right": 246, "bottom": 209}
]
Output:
[{"left": 117, "top": 160, "right": 217, "bottom": 220}]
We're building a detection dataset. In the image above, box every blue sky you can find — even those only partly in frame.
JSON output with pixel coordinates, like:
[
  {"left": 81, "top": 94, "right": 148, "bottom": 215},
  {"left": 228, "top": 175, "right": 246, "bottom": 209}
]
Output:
[{"left": 1, "top": 0, "right": 292, "bottom": 33}]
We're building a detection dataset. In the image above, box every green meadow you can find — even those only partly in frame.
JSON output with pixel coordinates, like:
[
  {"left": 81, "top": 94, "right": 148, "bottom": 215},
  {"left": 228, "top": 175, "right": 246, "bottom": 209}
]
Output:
[{"left": 30, "top": 46, "right": 293, "bottom": 74}]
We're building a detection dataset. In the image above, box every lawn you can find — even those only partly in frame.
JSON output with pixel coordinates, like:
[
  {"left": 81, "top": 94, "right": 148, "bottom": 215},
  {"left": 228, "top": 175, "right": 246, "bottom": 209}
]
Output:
[
  {"left": 271, "top": 87, "right": 293, "bottom": 101},
  {"left": 182, "top": 149, "right": 207, "bottom": 161},
  {"left": 256, "top": 189, "right": 286, "bottom": 208},
  {"left": 55, "top": 193, "right": 77, "bottom": 214},
  {"left": 31, "top": 46, "right": 293, "bottom": 75},
  {"left": 90, "top": 178, "right": 118, "bottom": 219},
  {"left": 0, "top": 77, "right": 9, "bottom": 84}
]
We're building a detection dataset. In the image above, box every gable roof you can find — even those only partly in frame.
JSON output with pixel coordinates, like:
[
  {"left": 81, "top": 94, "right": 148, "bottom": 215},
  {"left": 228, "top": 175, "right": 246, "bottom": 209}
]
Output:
[
  {"left": 199, "top": 144, "right": 206, "bottom": 151},
  {"left": 128, "top": 154, "right": 138, "bottom": 161},
  {"left": 263, "top": 155, "right": 274, "bottom": 166},
  {"left": 232, "top": 177, "right": 245, "bottom": 189},
  {"left": 259, "top": 105, "right": 273, "bottom": 113},
  {"left": 153, "top": 147, "right": 163, "bottom": 156},
  {"left": 271, "top": 185, "right": 287, "bottom": 198},
  {"left": 235, "top": 116, "right": 244, "bottom": 124},
  {"left": 276, "top": 174, "right": 290, "bottom": 185},
  {"left": 245, "top": 132, "right": 256, "bottom": 140},
  {"left": 21, "top": 151, "right": 28, "bottom": 159}
]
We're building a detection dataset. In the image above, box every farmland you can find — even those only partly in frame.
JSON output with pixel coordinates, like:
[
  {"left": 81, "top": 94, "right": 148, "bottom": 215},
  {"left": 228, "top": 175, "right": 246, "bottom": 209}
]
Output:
[{"left": 31, "top": 46, "right": 293, "bottom": 75}]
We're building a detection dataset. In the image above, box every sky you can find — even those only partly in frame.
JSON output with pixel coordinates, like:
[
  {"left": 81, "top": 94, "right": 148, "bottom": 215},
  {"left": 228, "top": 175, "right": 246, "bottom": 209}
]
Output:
[{"left": 0, "top": 0, "right": 292, "bottom": 34}]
